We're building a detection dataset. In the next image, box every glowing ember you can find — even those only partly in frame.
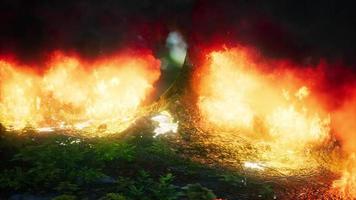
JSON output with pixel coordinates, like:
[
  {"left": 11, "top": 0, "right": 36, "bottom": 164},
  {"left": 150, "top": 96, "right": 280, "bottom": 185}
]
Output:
[
  {"left": 244, "top": 161, "right": 265, "bottom": 171},
  {"left": 0, "top": 51, "right": 161, "bottom": 135},
  {"left": 194, "top": 47, "right": 331, "bottom": 174},
  {"left": 151, "top": 111, "right": 179, "bottom": 137}
]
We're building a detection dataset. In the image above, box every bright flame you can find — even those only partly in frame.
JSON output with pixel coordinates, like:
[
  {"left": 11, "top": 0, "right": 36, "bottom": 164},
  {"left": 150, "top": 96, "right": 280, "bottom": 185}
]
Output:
[
  {"left": 331, "top": 90, "right": 356, "bottom": 198},
  {"left": 332, "top": 154, "right": 356, "bottom": 199},
  {"left": 0, "top": 51, "right": 161, "bottom": 135},
  {"left": 244, "top": 161, "right": 265, "bottom": 171},
  {"left": 194, "top": 47, "right": 331, "bottom": 174},
  {"left": 151, "top": 111, "right": 179, "bottom": 137}
]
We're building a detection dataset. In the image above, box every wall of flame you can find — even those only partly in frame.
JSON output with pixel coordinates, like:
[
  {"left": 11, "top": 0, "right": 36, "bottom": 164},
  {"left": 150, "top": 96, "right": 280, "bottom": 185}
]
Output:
[
  {"left": 0, "top": 51, "right": 161, "bottom": 134},
  {"left": 192, "top": 45, "right": 356, "bottom": 198}
]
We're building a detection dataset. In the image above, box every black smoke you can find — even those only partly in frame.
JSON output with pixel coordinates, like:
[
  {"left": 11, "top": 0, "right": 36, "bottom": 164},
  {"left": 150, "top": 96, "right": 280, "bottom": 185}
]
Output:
[
  {"left": 0, "top": 0, "right": 355, "bottom": 66},
  {"left": 0, "top": 0, "right": 193, "bottom": 63}
]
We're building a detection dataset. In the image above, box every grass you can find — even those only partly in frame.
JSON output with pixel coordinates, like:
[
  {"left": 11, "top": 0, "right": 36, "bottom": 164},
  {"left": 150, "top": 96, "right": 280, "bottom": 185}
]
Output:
[{"left": 0, "top": 125, "right": 275, "bottom": 200}]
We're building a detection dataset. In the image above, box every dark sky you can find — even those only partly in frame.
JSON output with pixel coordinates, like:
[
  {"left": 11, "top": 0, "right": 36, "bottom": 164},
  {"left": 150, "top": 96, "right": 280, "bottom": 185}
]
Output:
[{"left": 0, "top": 0, "right": 355, "bottom": 66}]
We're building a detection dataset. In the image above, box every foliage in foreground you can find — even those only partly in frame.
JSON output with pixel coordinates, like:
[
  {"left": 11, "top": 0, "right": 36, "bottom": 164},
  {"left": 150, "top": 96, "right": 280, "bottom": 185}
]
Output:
[{"left": 0, "top": 129, "right": 274, "bottom": 199}]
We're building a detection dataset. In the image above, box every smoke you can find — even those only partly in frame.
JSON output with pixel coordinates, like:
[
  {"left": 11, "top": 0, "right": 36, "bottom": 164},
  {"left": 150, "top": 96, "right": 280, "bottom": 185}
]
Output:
[
  {"left": 1, "top": 0, "right": 355, "bottom": 66},
  {"left": 1, "top": 0, "right": 356, "bottom": 140},
  {"left": 0, "top": 0, "right": 194, "bottom": 64},
  {"left": 187, "top": 0, "right": 356, "bottom": 153},
  {"left": 1, "top": 0, "right": 356, "bottom": 196},
  {"left": 188, "top": 0, "right": 356, "bottom": 65}
]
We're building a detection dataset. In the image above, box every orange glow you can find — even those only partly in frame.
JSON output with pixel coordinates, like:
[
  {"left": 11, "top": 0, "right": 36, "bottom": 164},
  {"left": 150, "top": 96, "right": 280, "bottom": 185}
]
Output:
[
  {"left": 193, "top": 46, "right": 356, "bottom": 198},
  {"left": 332, "top": 154, "right": 356, "bottom": 199},
  {"left": 332, "top": 89, "right": 356, "bottom": 199},
  {"left": 0, "top": 51, "right": 161, "bottom": 135},
  {"left": 194, "top": 46, "right": 331, "bottom": 173}
]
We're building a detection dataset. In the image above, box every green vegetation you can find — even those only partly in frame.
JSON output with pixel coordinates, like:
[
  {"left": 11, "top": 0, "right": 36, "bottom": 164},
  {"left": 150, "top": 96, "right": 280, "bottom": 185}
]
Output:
[{"left": 0, "top": 127, "right": 275, "bottom": 199}]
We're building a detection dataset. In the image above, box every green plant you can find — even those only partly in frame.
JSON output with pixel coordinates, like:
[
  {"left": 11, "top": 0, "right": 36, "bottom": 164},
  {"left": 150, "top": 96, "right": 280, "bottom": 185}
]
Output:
[
  {"left": 115, "top": 171, "right": 182, "bottom": 200},
  {"left": 116, "top": 176, "right": 135, "bottom": 191},
  {"left": 219, "top": 173, "right": 245, "bottom": 187},
  {"left": 128, "top": 184, "right": 146, "bottom": 199},
  {"left": 127, "top": 170, "right": 152, "bottom": 199},
  {"left": 0, "top": 135, "right": 140, "bottom": 192},
  {"left": 0, "top": 168, "right": 24, "bottom": 190},
  {"left": 148, "top": 140, "right": 175, "bottom": 157},
  {"left": 76, "top": 167, "right": 105, "bottom": 184},
  {"left": 99, "top": 193, "right": 127, "bottom": 200},
  {"left": 10, "top": 140, "right": 100, "bottom": 189},
  {"left": 152, "top": 173, "right": 181, "bottom": 200},
  {"left": 94, "top": 140, "right": 136, "bottom": 162},
  {"left": 0, "top": 132, "right": 274, "bottom": 199},
  {"left": 55, "top": 181, "right": 79, "bottom": 193},
  {"left": 182, "top": 183, "right": 216, "bottom": 200},
  {"left": 258, "top": 184, "right": 275, "bottom": 199}
]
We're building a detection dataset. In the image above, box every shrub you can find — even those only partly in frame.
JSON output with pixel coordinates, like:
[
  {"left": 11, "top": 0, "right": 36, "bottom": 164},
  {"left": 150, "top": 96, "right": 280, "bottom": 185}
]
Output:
[
  {"left": 99, "top": 193, "right": 127, "bottom": 200},
  {"left": 182, "top": 183, "right": 216, "bottom": 200}
]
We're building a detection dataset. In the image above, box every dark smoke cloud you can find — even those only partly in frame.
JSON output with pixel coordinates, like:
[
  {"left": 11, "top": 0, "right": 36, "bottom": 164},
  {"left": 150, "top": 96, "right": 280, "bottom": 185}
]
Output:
[
  {"left": 0, "top": 0, "right": 355, "bottom": 67},
  {"left": 189, "top": 0, "right": 356, "bottom": 66},
  {"left": 0, "top": 0, "right": 194, "bottom": 63}
]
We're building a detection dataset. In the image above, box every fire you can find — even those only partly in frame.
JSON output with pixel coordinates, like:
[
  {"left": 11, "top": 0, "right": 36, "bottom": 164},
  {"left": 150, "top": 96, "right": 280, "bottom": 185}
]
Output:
[
  {"left": 331, "top": 90, "right": 356, "bottom": 199},
  {"left": 193, "top": 46, "right": 356, "bottom": 197},
  {"left": 332, "top": 154, "right": 356, "bottom": 199},
  {"left": 0, "top": 51, "right": 161, "bottom": 135},
  {"left": 151, "top": 111, "right": 179, "bottom": 138},
  {"left": 194, "top": 46, "right": 331, "bottom": 174}
]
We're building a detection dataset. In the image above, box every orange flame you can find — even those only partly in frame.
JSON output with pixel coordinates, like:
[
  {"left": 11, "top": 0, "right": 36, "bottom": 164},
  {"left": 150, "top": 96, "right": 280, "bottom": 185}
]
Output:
[
  {"left": 332, "top": 154, "right": 356, "bottom": 199},
  {"left": 193, "top": 46, "right": 356, "bottom": 197},
  {"left": 0, "top": 51, "right": 161, "bottom": 135},
  {"left": 331, "top": 89, "right": 356, "bottom": 199},
  {"left": 193, "top": 46, "right": 331, "bottom": 173}
]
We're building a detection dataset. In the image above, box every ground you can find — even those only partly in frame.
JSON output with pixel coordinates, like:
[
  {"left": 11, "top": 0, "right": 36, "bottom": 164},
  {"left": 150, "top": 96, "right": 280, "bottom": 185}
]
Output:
[{"left": 0, "top": 115, "right": 343, "bottom": 200}]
